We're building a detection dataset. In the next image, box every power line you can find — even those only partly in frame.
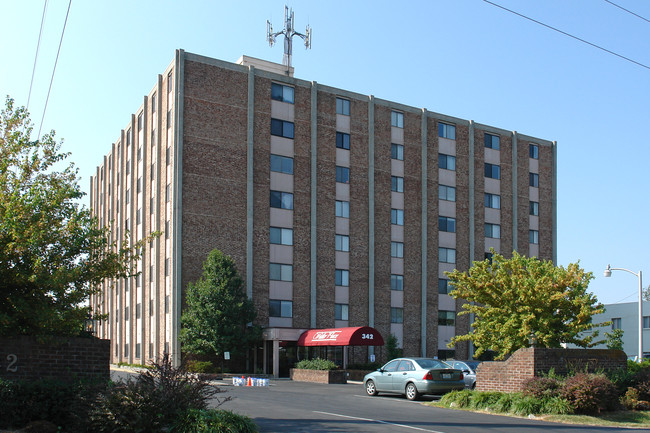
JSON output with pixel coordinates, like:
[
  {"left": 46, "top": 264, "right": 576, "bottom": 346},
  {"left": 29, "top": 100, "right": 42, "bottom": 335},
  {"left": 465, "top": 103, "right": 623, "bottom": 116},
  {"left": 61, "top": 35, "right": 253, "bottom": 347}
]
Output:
[
  {"left": 482, "top": 0, "right": 650, "bottom": 71},
  {"left": 27, "top": 0, "right": 48, "bottom": 113},
  {"left": 603, "top": 0, "right": 650, "bottom": 24},
  {"left": 38, "top": 0, "right": 72, "bottom": 140}
]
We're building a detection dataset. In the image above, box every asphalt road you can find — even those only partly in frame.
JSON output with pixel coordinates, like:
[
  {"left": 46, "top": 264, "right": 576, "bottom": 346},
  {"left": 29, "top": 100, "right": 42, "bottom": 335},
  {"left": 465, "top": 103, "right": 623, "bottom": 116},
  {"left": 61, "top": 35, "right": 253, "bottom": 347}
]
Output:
[{"left": 109, "top": 369, "right": 650, "bottom": 433}]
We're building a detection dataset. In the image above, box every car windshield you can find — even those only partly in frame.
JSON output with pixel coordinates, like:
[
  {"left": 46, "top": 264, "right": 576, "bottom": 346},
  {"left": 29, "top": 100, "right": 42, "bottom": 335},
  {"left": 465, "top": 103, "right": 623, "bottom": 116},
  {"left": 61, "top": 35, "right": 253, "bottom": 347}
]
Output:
[{"left": 415, "top": 359, "right": 449, "bottom": 369}]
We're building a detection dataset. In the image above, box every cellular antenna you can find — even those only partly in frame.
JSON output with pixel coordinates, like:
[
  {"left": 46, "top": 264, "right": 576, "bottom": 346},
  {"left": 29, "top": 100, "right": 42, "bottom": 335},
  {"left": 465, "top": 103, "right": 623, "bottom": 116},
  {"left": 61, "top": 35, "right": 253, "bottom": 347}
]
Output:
[{"left": 267, "top": 5, "right": 311, "bottom": 73}]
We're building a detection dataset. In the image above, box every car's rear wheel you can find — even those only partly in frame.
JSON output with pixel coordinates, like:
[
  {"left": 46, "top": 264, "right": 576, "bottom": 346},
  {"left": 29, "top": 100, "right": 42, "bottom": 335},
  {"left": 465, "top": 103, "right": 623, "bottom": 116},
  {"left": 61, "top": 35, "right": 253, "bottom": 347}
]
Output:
[
  {"left": 365, "top": 380, "right": 378, "bottom": 396},
  {"left": 405, "top": 382, "right": 420, "bottom": 401}
]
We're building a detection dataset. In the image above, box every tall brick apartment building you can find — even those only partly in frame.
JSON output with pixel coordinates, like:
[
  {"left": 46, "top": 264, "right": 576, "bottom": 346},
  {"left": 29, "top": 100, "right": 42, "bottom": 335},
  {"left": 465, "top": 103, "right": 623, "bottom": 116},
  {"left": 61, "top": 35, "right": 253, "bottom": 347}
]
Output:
[{"left": 90, "top": 50, "right": 556, "bottom": 376}]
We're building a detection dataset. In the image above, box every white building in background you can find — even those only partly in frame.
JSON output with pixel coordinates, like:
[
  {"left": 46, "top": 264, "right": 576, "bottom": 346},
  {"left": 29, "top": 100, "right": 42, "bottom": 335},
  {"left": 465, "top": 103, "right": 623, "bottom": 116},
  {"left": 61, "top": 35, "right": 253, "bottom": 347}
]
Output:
[{"left": 583, "top": 301, "right": 650, "bottom": 360}]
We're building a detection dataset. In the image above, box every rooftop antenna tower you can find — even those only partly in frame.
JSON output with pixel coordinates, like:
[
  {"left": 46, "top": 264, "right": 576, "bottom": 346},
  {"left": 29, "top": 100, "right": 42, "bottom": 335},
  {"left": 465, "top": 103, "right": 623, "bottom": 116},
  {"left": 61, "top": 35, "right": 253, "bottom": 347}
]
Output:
[{"left": 267, "top": 5, "right": 311, "bottom": 73}]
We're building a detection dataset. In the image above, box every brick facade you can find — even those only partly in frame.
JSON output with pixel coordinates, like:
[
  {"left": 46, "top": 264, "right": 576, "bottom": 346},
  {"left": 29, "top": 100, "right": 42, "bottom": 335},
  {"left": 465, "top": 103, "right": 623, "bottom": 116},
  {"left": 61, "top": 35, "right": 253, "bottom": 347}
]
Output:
[
  {"left": 0, "top": 337, "right": 110, "bottom": 382},
  {"left": 475, "top": 348, "right": 627, "bottom": 393}
]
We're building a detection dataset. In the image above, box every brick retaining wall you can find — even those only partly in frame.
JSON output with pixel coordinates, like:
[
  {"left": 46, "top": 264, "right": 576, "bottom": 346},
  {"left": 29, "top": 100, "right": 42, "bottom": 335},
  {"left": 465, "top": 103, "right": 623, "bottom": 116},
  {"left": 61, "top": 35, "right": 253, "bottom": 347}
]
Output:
[
  {"left": 0, "top": 336, "right": 110, "bottom": 382},
  {"left": 290, "top": 368, "right": 347, "bottom": 384},
  {"left": 475, "top": 348, "right": 626, "bottom": 393}
]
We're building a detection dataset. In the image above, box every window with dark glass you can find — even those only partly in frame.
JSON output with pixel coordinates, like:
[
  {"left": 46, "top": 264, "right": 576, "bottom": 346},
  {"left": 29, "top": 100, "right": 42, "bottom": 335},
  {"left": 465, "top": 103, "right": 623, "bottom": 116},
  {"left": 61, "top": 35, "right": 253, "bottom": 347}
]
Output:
[
  {"left": 336, "top": 132, "right": 350, "bottom": 150},
  {"left": 439, "top": 153, "right": 456, "bottom": 170},
  {"left": 391, "top": 274, "right": 404, "bottom": 291},
  {"left": 391, "top": 208, "right": 404, "bottom": 225},
  {"left": 485, "top": 163, "right": 500, "bottom": 179},
  {"left": 530, "top": 173, "right": 539, "bottom": 187},
  {"left": 484, "top": 133, "right": 500, "bottom": 150},
  {"left": 335, "top": 304, "right": 349, "bottom": 321},
  {"left": 391, "top": 111, "right": 404, "bottom": 128},
  {"left": 485, "top": 193, "right": 500, "bottom": 209},
  {"left": 271, "top": 83, "right": 295, "bottom": 103},
  {"left": 271, "top": 118, "right": 294, "bottom": 138},
  {"left": 438, "top": 278, "right": 452, "bottom": 294},
  {"left": 391, "top": 307, "right": 404, "bottom": 323},
  {"left": 439, "top": 216, "right": 456, "bottom": 233},
  {"left": 270, "top": 191, "right": 293, "bottom": 209},
  {"left": 529, "top": 143, "right": 539, "bottom": 159},
  {"left": 335, "top": 269, "right": 349, "bottom": 286},
  {"left": 269, "top": 300, "right": 292, "bottom": 317},
  {"left": 439, "top": 122, "right": 456, "bottom": 139},
  {"left": 391, "top": 176, "right": 404, "bottom": 192},
  {"left": 391, "top": 143, "right": 404, "bottom": 160},
  {"left": 336, "top": 98, "right": 350, "bottom": 115},
  {"left": 336, "top": 166, "right": 350, "bottom": 183},
  {"left": 270, "top": 154, "right": 294, "bottom": 174},
  {"left": 529, "top": 201, "right": 539, "bottom": 216},
  {"left": 439, "top": 310, "right": 455, "bottom": 326}
]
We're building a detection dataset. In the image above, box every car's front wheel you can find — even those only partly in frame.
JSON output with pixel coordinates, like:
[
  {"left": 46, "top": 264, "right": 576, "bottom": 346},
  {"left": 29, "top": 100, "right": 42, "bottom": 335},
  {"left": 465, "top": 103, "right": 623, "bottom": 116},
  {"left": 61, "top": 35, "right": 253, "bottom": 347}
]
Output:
[
  {"left": 365, "top": 380, "right": 378, "bottom": 396},
  {"left": 405, "top": 382, "right": 420, "bottom": 401}
]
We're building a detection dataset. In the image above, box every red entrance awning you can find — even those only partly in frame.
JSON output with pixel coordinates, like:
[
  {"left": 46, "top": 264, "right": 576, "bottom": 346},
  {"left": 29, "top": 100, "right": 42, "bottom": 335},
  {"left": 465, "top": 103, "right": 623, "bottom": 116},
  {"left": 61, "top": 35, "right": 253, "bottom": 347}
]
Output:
[{"left": 297, "top": 326, "right": 384, "bottom": 347}]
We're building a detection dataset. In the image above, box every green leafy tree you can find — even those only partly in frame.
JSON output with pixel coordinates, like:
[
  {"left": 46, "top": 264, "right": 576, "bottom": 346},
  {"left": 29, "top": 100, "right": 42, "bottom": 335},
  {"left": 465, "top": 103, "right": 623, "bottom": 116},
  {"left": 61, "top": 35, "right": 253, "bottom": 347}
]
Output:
[
  {"left": 180, "top": 249, "right": 260, "bottom": 358},
  {"left": 385, "top": 333, "right": 403, "bottom": 360},
  {"left": 446, "top": 250, "right": 605, "bottom": 360},
  {"left": 605, "top": 328, "right": 624, "bottom": 351},
  {"left": 0, "top": 97, "right": 147, "bottom": 337}
]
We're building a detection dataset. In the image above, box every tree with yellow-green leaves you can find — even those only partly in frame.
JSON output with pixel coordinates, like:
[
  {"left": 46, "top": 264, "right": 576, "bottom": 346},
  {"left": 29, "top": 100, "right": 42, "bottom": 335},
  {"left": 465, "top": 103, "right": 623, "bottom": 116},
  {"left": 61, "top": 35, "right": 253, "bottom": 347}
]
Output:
[{"left": 446, "top": 250, "right": 606, "bottom": 360}]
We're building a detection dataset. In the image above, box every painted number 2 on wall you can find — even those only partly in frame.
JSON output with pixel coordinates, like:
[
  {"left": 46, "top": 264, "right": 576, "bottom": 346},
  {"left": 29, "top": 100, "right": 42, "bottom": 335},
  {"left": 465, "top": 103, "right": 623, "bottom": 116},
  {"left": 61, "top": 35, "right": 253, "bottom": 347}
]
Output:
[{"left": 4, "top": 354, "right": 18, "bottom": 372}]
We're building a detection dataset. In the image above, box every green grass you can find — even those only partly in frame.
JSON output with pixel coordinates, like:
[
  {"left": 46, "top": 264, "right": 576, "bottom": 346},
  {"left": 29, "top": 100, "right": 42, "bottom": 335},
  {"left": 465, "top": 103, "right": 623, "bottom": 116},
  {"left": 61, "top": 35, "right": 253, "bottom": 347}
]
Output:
[{"left": 427, "top": 401, "right": 650, "bottom": 428}]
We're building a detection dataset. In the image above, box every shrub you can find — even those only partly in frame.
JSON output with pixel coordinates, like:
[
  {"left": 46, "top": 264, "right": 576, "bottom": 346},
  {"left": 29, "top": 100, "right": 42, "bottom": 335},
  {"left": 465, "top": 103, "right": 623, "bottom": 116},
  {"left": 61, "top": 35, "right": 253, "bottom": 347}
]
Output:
[
  {"left": 85, "top": 354, "right": 229, "bottom": 432},
  {"left": 295, "top": 358, "right": 339, "bottom": 370},
  {"left": 0, "top": 378, "right": 101, "bottom": 430},
  {"left": 440, "top": 389, "right": 472, "bottom": 408},
  {"left": 186, "top": 360, "right": 216, "bottom": 374},
  {"left": 172, "top": 409, "right": 258, "bottom": 433},
  {"left": 510, "top": 394, "right": 543, "bottom": 416},
  {"left": 522, "top": 376, "right": 562, "bottom": 399},
  {"left": 540, "top": 396, "right": 572, "bottom": 415},
  {"left": 560, "top": 373, "right": 618, "bottom": 414},
  {"left": 493, "top": 393, "right": 517, "bottom": 413},
  {"left": 469, "top": 391, "right": 503, "bottom": 410}
]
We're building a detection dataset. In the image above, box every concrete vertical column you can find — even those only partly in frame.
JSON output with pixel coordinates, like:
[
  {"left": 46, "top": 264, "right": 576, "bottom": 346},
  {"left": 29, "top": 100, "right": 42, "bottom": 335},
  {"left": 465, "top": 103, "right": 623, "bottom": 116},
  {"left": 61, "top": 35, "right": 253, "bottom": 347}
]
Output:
[
  {"left": 310, "top": 82, "right": 318, "bottom": 328},
  {"left": 263, "top": 342, "right": 268, "bottom": 375},
  {"left": 552, "top": 141, "right": 558, "bottom": 264},
  {"left": 246, "top": 66, "right": 255, "bottom": 299},
  {"left": 468, "top": 121, "right": 475, "bottom": 262},
  {"left": 171, "top": 49, "right": 185, "bottom": 367},
  {"left": 512, "top": 131, "right": 518, "bottom": 251},
  {"left": 367, "top": 96, "right": 375, "bottom": 360},
  {"left": 273, "top": 340, "right": 280, "bottom": 378},
  {"left": 420, "top": 109, "right": 428, "bottom": 357}
]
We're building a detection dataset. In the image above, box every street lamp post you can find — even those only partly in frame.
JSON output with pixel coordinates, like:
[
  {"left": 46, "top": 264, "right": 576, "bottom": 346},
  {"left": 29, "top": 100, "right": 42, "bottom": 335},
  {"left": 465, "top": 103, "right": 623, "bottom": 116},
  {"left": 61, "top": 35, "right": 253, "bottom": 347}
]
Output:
[{"left": 604, "top": 264, "right": 644, "bottom": 362}]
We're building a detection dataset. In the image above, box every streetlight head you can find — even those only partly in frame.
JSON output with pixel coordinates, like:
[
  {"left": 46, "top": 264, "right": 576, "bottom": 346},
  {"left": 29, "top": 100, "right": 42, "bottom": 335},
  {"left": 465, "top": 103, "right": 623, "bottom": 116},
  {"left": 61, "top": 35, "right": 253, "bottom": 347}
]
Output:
[{"left": 604, "top": 265, "right": 612, "bottom": 278}]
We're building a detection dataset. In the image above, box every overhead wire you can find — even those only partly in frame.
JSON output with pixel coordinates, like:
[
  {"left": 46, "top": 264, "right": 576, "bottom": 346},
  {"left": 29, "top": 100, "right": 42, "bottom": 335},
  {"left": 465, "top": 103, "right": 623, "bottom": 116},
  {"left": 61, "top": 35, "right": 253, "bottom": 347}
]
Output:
[
  {"left": 27, "top": 0, "right": 48, "bottom": 113},
  {"left": 37, "top": 0, "right": 72, "bottom": 141},
  {"left": 603, "top": 0, "right": 650, "bottom": 24},
  {"left": 482, "top": 0, "right": 650, "bottom": 71}
]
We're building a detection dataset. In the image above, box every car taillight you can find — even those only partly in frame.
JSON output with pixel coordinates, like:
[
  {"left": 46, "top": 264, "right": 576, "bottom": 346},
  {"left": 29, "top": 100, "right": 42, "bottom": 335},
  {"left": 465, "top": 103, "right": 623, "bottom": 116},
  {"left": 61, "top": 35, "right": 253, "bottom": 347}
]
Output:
[
  {"left": 423, "top": 371, "right": 433, "bottom": 380},
  {"left": 459, "top": 372, "right": 464, "bottom": 380}
]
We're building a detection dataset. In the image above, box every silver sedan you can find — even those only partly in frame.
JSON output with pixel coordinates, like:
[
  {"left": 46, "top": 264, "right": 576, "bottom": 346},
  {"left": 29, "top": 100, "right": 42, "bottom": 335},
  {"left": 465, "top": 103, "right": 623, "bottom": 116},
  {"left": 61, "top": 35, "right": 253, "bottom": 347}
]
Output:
[{"left": 363, "top": 357, "right": 465, "bottom": 401}]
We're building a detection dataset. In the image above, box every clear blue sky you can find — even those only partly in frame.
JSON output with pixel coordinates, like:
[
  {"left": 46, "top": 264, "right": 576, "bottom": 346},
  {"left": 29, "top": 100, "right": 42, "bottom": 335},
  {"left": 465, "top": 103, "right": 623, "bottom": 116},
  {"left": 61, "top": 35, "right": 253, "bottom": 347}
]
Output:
[{"left": 1, "top": 0, "right": 648, "bottom": 305}]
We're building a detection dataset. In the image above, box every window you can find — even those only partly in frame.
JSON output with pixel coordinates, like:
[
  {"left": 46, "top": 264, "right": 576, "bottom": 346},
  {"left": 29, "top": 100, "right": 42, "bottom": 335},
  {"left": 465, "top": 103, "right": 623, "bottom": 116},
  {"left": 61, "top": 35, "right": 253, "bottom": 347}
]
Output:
[
  {"left": 270, "top": 227, "right": 293, "bottom": 245},
  {"left": 336, "top": 235, "right": 350, "bottom": 252},
  {"left": 126, "top": 159, "right": 131, "bottom": 175},
  {"left": 391, "top": 208, "right": 404, "bottom": 225},
  {"left": 391, "top": 274, "right": 404, "bottom": 291},
  {"left": 529, "top": 143, "right": 539, "bottom": 159},
  {"left": 529, "top": 230, "right": 539, "bottom": 244},
  {"left": 151, "top": 94, "right": 156, "bottom": 113},
  {"left": 439, "top": 122, "right": 456, "bottom": 139},
  {"left": 137, "top": 176, "right": 142, "bottom": 193},
  {"left": 165, "top": 258, "right": 170, "bottom": 276},
  {"left": 391, "top": 241, "right": 404, "bottom": 258},
  {"left": 136, "top": 208, "right": 141, "bottom": 225},
  {"left": 166, "top": 146, "right": 171, "bottom": 165},
  {"left": 391, "top": 143, "right": 404, "bottom": 160},
  {"left": 439, "top": 185, "right": 456, "bottom": 201},
  {"left": 137, "top": 146, "right": 142, "bottom": 162},
  {"left": 165, "top": 295, "right": 170, "bottom": 313},
  {"left": 126, "top": 189, "right": 130, "bottom": 204},
  {"left": 270, "top": 154, "right": 294, "bottom": 174},
  {"left": 530, "top": 201, "right": 539, "bottom": 216},
  {"left": 644, "top": 316, "right": 650, "bottom": 329},
  {"left": 530, "top": 173, "right": 539, "bottom": 187},
  {"left": 270, "top": 191, "right": 293, "bottom": 210},
  {"left": 269, "top": 300, "right": 292, "bottom": 318},
  {"left": 439, "top": 247, "right": 456, "bottom": 263},
  {"left": 485, "top": 163, "right": 500, "bottom": 179},
  {"left": 151, "top": 163, "right": 155, "bottom": 180},
  {"left": 439, "top": 310, "right": 455, "bottom": 326},
  {"left": 124, "top": 344, "right": 129, "bottom": 356},
  {"left": 335, "top": 304, "right": 349, "bottom": 321},
  {"left": 136, "top": 303, "right": 141, "bottom": 319},
  {"left": 336, "top": 132, "right": 350, "bottom": 150},
  {"left": 335, "top": 269, "right": 349, "bottom": 286},
  {"left": 485, "top": 193, "right": 501, "bottom": 209},
  {"left": 391, "top": 111, "right": 404, "bottom": 128},
  {"left": 125, "top": 306, "right": 129, "bottom": 321},
  {"left": 271, "top": 83, "right": 294, "bottom": 103},
  {"left": 149, "top": 343, "right": 153, "bottom": 358},
  {"left": 439, "top": 154, "right": 456, "bottom": 170},
  {"left": 150, "top": 299, "right": 154, "bottom": 315},
  {"left": 391, "top": 176, "right": 404, "bottom": 192},
  {"left": 167, "top": 109, "right": 172, "bottom": 129},
  {"left": 166, "top": 184, "right": 171, "bottom": 202},
  {"left": 336, "top": 98, "right": 350, "bottom": 115},
  {"left": 484, "top": 133, "right": 500, "bottom": 150},
  {"left": 391, "top": 307, "right": 404, "bottom": 323},
  {"left": 438, "top": 278, "right": 452, "bottom": 294},
  {"left": 439, "top": 216, "right": 456, "bottom": 233},
  {"left": 165, "top": 220, "right": 170, "bottom": 239},
  {"left": 612, "top": 318, "right": 622, "bottom": 330},
  {"left": 269, "top": 263, "right": 293, "bottom": 281},
  {"left": 138, "top": 113, "right": 143, "bottom": 131},
  {"left": 125, "top": 218, "right": 129, "bottom": 231},
  {"left": 271, "top": 118, "right": 294, "bottom": 139},
  {"left": 335, "top": 200, "right": 349, "bottom": 218},
  {"left": 336, "top": 166, "right": 350, "bottom": 183},
  {"left": 167, "top": 71, "right": 173, "bottom": 93},
  {"left": 485, "top": 223, "right": 501, "bottom": 239},
  {"left": 485, "top": 252, "right": 493, "bottom": 262}
]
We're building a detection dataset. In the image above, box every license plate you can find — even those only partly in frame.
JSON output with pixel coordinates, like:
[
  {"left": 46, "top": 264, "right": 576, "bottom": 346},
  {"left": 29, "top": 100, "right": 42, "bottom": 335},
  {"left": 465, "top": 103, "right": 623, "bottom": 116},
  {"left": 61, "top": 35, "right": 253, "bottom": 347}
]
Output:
[{"left": 441, "top": 373, "right": 452, "bottom": 379}]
